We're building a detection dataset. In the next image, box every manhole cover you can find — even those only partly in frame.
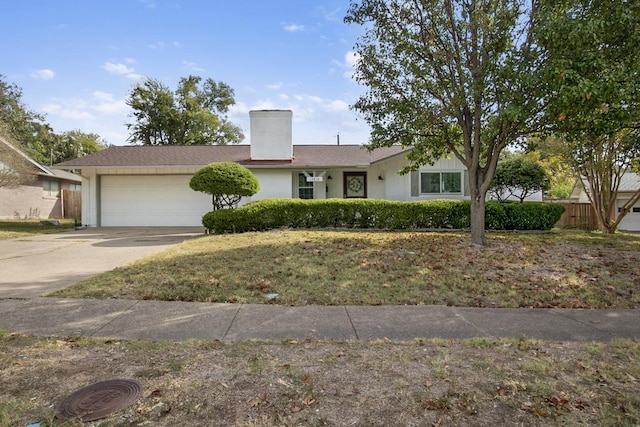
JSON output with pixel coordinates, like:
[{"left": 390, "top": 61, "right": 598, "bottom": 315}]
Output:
[{"left": 57, "top": 379, "right": 143, "bottom": 422}]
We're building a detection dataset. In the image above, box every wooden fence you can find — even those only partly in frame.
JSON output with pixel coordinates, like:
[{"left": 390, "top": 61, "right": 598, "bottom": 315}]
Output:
[
  {"left": 554, "top": 202, "right": 598, "bottom": 230},
  {"left": 62, "top": 190, "right": 81, "bottom": 220}
]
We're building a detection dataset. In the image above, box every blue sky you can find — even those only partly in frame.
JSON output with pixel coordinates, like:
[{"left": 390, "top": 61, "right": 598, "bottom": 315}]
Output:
[{"left": 2, "top": 0, "right": 369, "bottom": 146}]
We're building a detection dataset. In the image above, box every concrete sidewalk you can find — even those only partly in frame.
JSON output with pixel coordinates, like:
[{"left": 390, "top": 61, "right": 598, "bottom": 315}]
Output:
[{"left": 0, "top": 297, "right": 637, "bottom": 342}]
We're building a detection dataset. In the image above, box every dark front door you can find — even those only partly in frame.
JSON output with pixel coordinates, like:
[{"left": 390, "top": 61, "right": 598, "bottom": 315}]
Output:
[{"left": 343, "top": 172, "right": 367, "bottom": 198}]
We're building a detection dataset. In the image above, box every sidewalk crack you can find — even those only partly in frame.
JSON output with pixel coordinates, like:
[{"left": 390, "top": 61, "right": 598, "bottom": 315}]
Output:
[
  {"left": 90, "top": 299, "right": 141, "bottom": 336},
  {"left": 344, "top": 306, "right": 359, "bottom": 340},
  {"left": 551, "top": 309, "right": 614, "bottom": 337},
  {"left": 223, "top": 304, "right": 242, "bottom": 340}
]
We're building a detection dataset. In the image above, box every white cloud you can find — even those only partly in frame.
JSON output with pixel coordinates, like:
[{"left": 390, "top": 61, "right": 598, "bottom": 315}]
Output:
[
  {"left": 328, "top": 100, "right": 349, "bottom": 111},
  {"left": 92, "top": 91, "right": 114, "bottom": 102},
  {"left": 139, "top": 0, "right": 156, "bottom": 8},
  {"left": 283, "top": 23, "right": 304, "bottom": 32},
  {"left": 229, "top": 102, "right": 250, "bottom": 116},
  {"left": 30, "top": 69, "right": 55, "bottom": 80},
  {"left": 148, "top": 41, "right": 165, "bottom": 50},
  {"left": 182, "top": 60, "right": 205, "bottom": 72},
  {"left": 95, "top": 99, "right": 128, "bottom": 114},
  {"left": 342, "top": 51, "right": 361, "bottom": 79},
  {"left": 42, "top": 102, "right": 95, "bottom": 121},
  {"left": 103, "top": 62, "right": 135, "bottom": 75},
  {"left": 103, "top": 61, "right": 143, "bottom": 80},
  {"left": 344, "top": 51, "right": 360, "bottom": 68},
  {"left": 267, "top": 82, "right": 284, "bottom": 90},
  {"left": 316, "top": 6, "right": 342, "bottom": 22},
  {"left": 252, "top": 100, "right": 278, "bottom": 110},
  {"left": 92, "top": 91, "right": 128, "bottom": 114}
]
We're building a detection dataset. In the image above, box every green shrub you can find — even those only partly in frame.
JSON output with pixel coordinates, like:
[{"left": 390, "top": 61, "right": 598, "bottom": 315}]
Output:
[
  {"left": 190, "top": 162, "right": 259, "bottom": 210},
  {"left": 201, "top": 198, "right": 565, "bottom": 233},
  {"left": 485, "top": 200, "right": 565, "bottom": 230}
]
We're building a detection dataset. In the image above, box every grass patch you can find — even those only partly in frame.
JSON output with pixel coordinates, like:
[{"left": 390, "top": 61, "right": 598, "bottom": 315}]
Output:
[
  {"left": 0, "top": 219, "right": 75, "bottom": 240},
  {"left": 1, "top": 332, "right": 638, "bottom": 426},
  {"left": 51, "top": 229, "right": 640, "bottom": 309}
]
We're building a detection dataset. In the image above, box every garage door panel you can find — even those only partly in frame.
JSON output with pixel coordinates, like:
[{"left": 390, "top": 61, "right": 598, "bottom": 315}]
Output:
[
  {"left": 101, "top": 175, "right": 212, "bottom": 226},
  {"left": 617, "top": 199, "right": 640, "bottom": 232}
]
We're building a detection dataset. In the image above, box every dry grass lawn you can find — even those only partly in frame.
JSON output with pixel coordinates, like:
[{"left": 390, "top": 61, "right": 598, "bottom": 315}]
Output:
[
  {"left": 3, "top": 227, "right": 639, "bottom": 426},
  {"left": 52, "top": 229, "right": 640, "bottom": 309}
]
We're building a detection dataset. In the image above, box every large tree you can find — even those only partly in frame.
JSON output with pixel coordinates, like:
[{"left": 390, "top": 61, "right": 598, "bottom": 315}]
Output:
[
  {"left": 0, "top": 75, "right": 106, "bottom": 165},
  {"left": 345, "top": 0, "right": 544, "bottom": 245},
  {"left": 54, "top": 130, "right": 107, "bottom": 164},
  {"left": 536, "top": 0, "right": 640, "bottom": 232},
  {"left": 126, "top": 75, "right": 244, "bottom": 146},
  {"left": 0, "top": 75, "right": 52, "bottom": 163}
]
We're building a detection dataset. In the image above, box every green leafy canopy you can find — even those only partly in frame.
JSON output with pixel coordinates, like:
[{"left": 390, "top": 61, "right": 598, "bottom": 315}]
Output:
[
  {"left": 345, "top": 0, "right": 544, "bottom": 245},
  {"left": 490, "top": 157, "right": 551, "bottom": 202},
  {"left": 190, "top": 162, "right": 259, "bottom": 210},
  {"left": 126, "top": 75, "right": 244, "bottom": 146}
]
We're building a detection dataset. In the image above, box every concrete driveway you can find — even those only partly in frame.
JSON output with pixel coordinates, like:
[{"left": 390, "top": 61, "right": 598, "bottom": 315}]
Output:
[{"left": 0, "top": 227, "right": 204, "bottom": 298}]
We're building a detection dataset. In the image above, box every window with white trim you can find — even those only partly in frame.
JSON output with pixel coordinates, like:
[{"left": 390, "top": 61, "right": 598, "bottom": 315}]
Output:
[
  {"left": 420, "top": 172, "right": 462, "bottom": 194},
  {"left": 298, "top": 173, "right": 314, "bottom": 199},
  {"left": 42, "top": 179, "right": 60, "bottom": 198}
]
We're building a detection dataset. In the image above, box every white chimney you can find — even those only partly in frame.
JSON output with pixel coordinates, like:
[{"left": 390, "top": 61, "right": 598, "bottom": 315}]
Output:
[{"left": 249, "top": 110, "right": 293, "bottom": 161}]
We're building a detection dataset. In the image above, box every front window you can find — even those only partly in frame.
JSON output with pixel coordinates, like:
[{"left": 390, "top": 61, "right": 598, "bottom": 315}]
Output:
[
  {"left": 420, "top": 172, "right": 462, "bottom": 194},
  {"left": 298, "top": 173, "right": 314, "bottom": 199},
  {"left": 42, "top": 179, "right": 60, "bottom": 198}
]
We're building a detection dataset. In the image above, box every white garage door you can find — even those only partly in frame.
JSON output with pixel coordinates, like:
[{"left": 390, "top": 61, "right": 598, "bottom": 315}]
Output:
[
  {"left": 617, "top": 200, "right": 640, "bottom": 232},
  {"left": 101, "top": 175, "right": 212, "bottom": 226}
]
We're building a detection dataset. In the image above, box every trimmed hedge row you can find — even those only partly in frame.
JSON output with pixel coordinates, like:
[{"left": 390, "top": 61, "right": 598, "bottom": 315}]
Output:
[{"left": 202, "top": 198, "right": 565, "bottom": 234}]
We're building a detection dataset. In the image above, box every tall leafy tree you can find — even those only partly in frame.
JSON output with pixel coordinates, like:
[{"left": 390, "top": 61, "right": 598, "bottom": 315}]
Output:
[
  {"left": 0, "top": 75, "right": 106, "bottom": 165},
  {"left": 54, "top": 130, "right": 107, "bottom": 164},
  {"left": 0, "top": 75, "right": 52, "bottom": 162},
  {"left": 345, "top": 0, "right": 544, "bottom": 245},
  {"left": 126, "top": 75, "right": 244, "bottom": 146},
  {"left": 536, "top": 0, "right": 640, "bottom": 233},
  {"left": 0, "top": 75, "right": 43, "bottom": 141}
]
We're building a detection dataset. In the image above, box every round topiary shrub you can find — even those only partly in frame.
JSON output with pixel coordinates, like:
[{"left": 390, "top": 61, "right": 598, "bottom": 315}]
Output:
[{"left": 190, "top": 162, "right": 259, "bottom": 210}]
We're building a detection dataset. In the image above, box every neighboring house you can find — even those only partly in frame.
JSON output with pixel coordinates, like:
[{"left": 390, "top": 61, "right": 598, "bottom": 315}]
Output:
[
  {"left": 570, "top": 172, "right": 640, "bottom": 231},
  {"left": 0, "top": 135, "right": 82, "bottom": 220},
  {"left": 55, "top": 110, "right": 475, "bottom": 227}
]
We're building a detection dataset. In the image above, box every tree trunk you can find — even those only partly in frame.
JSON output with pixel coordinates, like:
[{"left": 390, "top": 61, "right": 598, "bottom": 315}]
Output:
[
  {"left": 470, "top": 194, "right": 487, "bottom": 246},
  {"left": 467, "top": 162, "right": 488, "bottom": 246}
]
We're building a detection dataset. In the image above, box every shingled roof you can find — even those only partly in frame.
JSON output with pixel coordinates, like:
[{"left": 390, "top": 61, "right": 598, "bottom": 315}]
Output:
[
  {"left": 54, "top": 144, "right": 410, "bottom": 169},
  {"left": 1, "top": 134, "right": 81, "bottom": 182}
]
